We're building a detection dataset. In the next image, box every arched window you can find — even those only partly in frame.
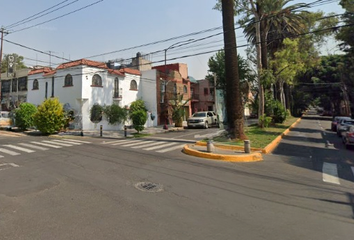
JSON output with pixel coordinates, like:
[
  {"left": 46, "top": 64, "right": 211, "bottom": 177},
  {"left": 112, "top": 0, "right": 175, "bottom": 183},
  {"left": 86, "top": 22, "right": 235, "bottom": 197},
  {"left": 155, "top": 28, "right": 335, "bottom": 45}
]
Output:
[
  {"left": 64, "top": 74, "right": 73, "bottom": 87},
  {"left": 92, "top": 74, "right": 102, "bottom": 87},
  {"left": 130, "top": 80, "right": 137, "bottom": 90},
  {"left": 33, "top": 79, "right": 39, "bottom": 90},
  {"left": 183, "top": 85, "right": 188, "bottom": 94},
  {"left": 114, "top": 77, "right": 119, "bottom": 98}
]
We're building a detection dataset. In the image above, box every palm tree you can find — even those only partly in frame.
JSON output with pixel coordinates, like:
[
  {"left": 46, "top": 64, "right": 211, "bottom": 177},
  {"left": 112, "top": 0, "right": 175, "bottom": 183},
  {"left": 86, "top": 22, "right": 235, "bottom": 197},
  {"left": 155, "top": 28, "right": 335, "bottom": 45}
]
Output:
[
  {"left": 244, "top": 0, "right": 306, "bottom": 67},
  {"left": 221, "top": 0, "right": 246, "bottom": 140}
]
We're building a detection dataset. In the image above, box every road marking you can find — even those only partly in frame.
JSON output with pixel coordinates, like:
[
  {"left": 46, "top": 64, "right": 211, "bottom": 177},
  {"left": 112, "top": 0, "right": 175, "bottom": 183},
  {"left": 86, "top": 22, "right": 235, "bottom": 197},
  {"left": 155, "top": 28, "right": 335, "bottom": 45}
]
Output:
[
  {"left": 31, "top": 141, "right": 62, "bottom": 149},
  {"left": 3, "top": 145, "right": 35, "bottom": 153},
  {"left": 322, "top": 162, "right": 340, "bottom": 185},
  {"left": 103, "top": 140, "right": 130, "bottom": 145},
  {"left": 110, "top": 140, "right": 138, "bottom": 146},
  {"left": 0, "top": 163, "right": 20, "bottom": 170},
  {"left": 41, "top": 141, "right": 73, "bottom": 147},
  {"left": 0, "top": 155, "right": 3, "bottom": 158},
  {"left": 156, "top": 144, "right": 185, "bottom": 153},
  {"left": 119, "top": 140, "right": 145, "bottom": 147},
  {"left": 131, "top": 141, "right": 163, "bottom": 149},
  {"left": 64, "top": 139, "right": 91, "bottom": 144},
  {"left": 143, "top": 142, "right": 177, "bottom": 151},
  {"left": 52, "top": 139, "right": 82, "bottom": 145},
  {"left": 0, "top": 148, "right": 20, "bottom": 156},
  {"left": 18, "top": 143, "right": 48, "bottom": 151},
  {"left": 0, "top": 163, "right": 19, "bottom": 167}
]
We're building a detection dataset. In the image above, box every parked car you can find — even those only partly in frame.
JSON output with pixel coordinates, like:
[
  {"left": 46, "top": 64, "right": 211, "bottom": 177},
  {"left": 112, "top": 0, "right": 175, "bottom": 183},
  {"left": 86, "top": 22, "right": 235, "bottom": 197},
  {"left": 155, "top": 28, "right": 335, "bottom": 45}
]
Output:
[
  {"left": 0, "top": 111, "right": 12, "bottom": 129},
  {"left": 342, "top": 125, "right": 354, "bottom": 149},
  {"left": 337, "top": 119, "right": 354, "bottom": 136},
  {"left": 187, "top": 111, "right": 219, "bottom": 129},
  {"left": 331, "top": 116, "right": 351, "bottom": 131}
]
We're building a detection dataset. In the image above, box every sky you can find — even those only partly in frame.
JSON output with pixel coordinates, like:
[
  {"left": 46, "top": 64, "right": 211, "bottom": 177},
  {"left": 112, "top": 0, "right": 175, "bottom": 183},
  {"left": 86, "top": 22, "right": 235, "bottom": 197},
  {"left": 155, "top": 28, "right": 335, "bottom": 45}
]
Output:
[{"left": 0, "top": 0, "right": 345, "bottom": 80}]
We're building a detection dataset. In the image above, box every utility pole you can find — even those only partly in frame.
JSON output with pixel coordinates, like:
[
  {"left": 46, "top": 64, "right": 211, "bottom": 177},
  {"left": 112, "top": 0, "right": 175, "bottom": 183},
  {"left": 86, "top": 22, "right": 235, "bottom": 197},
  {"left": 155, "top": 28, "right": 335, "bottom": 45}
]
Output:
[{"left": 0, "top": 27, "right": 9, "bottom": 110}]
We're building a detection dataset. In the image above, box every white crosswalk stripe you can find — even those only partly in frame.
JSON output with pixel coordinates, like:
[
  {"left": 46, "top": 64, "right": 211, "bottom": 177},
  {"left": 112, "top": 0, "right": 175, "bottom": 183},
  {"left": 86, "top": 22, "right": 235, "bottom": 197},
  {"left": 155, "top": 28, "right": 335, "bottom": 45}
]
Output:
[
  {"left": 41, "top": 140, "right": 74, "bottom": 147},
  {"left": 18, "top": 143, "right": 48, "bottom": 151},
  {"left": 64, "top": 139, "right": 91, "bottom": 144},
  {"left": 110, "top": 140, "right": 134, "bottom": 146},
  {"left": 322, "top": 162, "right": 340, "bottom": 185},
  {"left": 131, "top": 141, "right": 163, "bottom": 149},
  {"left": 156, "top": 144, "right": 185, "bottom": 153},
  {"left": 120, "top": 140, "right": 145, "bottom": 147},
  {"left": 3, "top": 145, "right": 35, "bottom": 153},
  {"left": 143, "top": 142, "right": 177, "bottom": 151},
  {"left": 31, "top": 141, "right": 62, "bottom": 148},
  {"left": 103, "top": 139, "right": 185, "bottom": 153},
  {"left": 0, "top": 148, "right": 20, "bottom": 156},
  {"left": 0, "top": 139, "right": 91, "bottom": 160},
  {"left": 52, "top": 139, "right": 82, "bottom": 145}
]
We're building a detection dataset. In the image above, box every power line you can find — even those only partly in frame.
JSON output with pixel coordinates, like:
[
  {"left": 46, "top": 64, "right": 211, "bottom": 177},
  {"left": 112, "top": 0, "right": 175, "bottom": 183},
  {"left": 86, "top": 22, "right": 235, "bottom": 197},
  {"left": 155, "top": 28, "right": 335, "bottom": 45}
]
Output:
[
  {"left": 6, "top": 0, "right": 78, "bottom": 29},
  {"left": 9, "top": 0, "right": 104, "bottom": 34}
]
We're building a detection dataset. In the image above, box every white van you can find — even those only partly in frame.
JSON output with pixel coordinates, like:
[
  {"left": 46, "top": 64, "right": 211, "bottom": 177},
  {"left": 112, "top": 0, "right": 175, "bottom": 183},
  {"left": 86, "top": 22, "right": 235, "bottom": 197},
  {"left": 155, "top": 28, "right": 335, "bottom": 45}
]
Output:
[{"left": 0, "top": 111, "right": 12, "bottom": 129}]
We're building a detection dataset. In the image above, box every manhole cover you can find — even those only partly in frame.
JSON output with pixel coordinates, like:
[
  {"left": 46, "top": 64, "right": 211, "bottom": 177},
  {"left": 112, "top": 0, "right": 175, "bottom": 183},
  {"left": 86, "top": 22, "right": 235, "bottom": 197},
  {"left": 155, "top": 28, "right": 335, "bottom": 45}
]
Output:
[{"left": 135, "top": 182, "right": 163, "bottom": 192}]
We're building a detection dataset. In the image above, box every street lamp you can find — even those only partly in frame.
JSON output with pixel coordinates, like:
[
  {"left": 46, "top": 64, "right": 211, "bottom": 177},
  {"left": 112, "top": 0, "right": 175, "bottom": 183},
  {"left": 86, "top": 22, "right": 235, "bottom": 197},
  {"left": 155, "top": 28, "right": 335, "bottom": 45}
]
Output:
[{"left": 162, "top": 39, "right": 194, "bottom": 129}]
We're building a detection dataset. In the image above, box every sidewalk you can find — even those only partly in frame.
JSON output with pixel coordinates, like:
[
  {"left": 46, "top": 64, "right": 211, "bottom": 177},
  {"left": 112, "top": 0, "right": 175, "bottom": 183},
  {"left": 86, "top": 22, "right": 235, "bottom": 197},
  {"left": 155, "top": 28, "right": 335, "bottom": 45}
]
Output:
[{"left": 57, "top": 125, "right": 185, "bottom": 138}]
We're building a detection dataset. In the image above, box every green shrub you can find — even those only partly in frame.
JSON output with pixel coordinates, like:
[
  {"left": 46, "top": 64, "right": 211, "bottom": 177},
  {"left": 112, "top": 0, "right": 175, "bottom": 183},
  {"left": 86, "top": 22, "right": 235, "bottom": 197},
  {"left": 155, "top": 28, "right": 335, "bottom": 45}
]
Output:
[
  {"left": 260, "top": 114, "right": 272, "bottom": 128},
  {"left": 14, "top": 103, "right": 37, "bottom": 130},
  {"left": 129, "top": 99, "right": 147, "bottom": 115},
  {"left": 272, "top": 101, "right": 287, "bottom": 123},
  {"left": 104, "top": 104, "right": 128, "bottom": 125},
  {"left": 90, "top": 103, "right": 103, "bottom": 123},
  {"left": 131, "top": 110, "right": 147, "bottom": 133},
  {"left": 33, "top": 98, "right": 65, "bottom": 134}
]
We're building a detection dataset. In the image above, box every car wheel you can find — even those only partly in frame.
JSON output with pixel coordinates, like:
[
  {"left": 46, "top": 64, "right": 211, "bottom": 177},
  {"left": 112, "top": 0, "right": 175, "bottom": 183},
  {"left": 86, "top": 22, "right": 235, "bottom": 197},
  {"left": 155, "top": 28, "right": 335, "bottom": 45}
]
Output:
[{"left": 204, "top": 122, "right": 209, "bottom": 129}]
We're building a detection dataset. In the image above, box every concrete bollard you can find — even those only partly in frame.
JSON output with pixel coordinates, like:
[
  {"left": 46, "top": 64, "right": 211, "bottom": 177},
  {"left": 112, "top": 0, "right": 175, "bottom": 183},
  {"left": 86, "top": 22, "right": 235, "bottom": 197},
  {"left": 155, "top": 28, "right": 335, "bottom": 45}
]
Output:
[
  {"left": 124, "top": 125, "right": 127, "bottom": 138},
  {"left": 100, "top": 125, "right": 103, "bottom": 137},
  {"left": 207, "top": 139, "right": 214, "bottom": 153},
  {"left": 244, "top": 140, "right": 250, "bottom": 153}
]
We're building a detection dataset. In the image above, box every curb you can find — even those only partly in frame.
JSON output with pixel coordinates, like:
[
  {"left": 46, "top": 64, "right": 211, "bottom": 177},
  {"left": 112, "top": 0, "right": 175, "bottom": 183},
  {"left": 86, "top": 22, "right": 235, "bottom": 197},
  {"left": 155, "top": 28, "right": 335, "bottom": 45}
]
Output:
[
  {"left": 195, "top": 141, "right": 263, "bottom": 152},
  {"left": 183, "top": 115, "right": 303, "bottom": 161},
  {"left": 183, "top": 144, "right": 263, "bottom": 162},
  {"left": 262, "top": 116, "right": 302, "bottom": 154}
]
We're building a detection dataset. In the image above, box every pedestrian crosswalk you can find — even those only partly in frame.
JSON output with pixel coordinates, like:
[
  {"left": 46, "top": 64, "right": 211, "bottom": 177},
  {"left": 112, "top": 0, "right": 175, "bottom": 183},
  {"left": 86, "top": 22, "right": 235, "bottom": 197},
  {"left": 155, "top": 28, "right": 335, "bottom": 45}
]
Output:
[
  {"left": 102, "top": 139, "right": 186, "bottom": 154},
  {"left": 322, "top": 161, "right": 354, "bottom": 185},
  {"left": 0, "top": 139, "right": 91, "bottom": 158}
]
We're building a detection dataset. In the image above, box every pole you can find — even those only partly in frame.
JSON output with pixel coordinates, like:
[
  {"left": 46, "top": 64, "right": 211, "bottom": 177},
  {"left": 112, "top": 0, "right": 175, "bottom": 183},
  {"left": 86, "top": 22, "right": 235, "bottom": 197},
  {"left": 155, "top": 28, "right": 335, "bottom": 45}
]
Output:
[
  {"left": 0, "top": 28, "right": 6, "bottom": 110},
  {"left": 162, "top": 39, "right": 194, "bottom": 130}
]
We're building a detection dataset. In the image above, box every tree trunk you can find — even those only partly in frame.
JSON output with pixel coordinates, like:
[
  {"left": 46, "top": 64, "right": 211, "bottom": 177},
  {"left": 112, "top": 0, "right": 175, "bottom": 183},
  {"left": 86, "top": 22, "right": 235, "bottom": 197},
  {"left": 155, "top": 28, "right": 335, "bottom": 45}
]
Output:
[
  {"left": 221, "top": 0, "right": 246, "bottom": 140},
  {"left": 255, "top": 16, "right": 265, "bottom": 127}
]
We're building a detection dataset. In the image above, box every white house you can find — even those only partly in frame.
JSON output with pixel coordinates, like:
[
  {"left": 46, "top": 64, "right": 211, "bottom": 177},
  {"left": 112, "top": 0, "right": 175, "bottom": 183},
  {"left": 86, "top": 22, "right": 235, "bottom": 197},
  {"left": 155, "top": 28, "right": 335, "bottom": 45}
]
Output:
[{"left": 26, "top": 59, "right": 157, "bottom": 131}]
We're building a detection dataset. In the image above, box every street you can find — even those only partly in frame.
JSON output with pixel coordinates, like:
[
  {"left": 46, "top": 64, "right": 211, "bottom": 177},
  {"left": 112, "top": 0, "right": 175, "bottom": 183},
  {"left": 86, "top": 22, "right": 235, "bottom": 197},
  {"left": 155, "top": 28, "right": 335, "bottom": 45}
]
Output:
[{"left": 0, "top": 115, "right": 353, "bottom": 240}]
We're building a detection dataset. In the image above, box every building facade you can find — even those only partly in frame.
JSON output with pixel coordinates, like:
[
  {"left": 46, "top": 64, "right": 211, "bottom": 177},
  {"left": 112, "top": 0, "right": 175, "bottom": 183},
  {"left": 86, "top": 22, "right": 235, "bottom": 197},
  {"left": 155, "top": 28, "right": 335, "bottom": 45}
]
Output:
[
  {"left": 26, "top": 59, "right": 157, "bottom": 131},
  {"left": 1, "top": 68, "right": 31, "bottom": 111}
]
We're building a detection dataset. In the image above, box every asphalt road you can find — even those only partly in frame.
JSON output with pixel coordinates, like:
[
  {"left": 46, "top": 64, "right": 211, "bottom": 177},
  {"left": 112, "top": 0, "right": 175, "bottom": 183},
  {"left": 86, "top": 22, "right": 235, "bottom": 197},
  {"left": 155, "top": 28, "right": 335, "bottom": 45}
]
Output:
[{"left": 0, "top": 115, "right": 353, "bottom": 240}]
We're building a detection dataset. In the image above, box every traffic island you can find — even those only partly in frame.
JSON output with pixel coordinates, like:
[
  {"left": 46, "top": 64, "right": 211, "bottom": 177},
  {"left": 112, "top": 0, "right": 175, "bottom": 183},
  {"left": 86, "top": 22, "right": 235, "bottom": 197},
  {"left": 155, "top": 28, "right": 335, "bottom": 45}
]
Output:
[{"left": 183, "top": 144, "right": 263, "bottom": 162}]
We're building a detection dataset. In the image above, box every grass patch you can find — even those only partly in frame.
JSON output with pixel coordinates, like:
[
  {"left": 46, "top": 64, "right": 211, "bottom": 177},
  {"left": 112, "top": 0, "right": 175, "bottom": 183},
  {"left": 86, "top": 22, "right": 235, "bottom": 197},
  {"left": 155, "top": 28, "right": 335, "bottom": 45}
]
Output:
[
  {"left": 131, "top": 132, "right": 151, "bottom": 138},
  {"left": 213, "top": 116, "right": 299, "bottom": 148}
]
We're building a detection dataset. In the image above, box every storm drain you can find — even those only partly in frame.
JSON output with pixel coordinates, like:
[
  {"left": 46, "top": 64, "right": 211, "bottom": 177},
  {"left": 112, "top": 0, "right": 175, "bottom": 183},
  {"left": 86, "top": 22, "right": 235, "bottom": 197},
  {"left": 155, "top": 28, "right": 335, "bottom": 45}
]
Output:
[{"left": 135, "top": 182, "right": 163, "bottom": 193}]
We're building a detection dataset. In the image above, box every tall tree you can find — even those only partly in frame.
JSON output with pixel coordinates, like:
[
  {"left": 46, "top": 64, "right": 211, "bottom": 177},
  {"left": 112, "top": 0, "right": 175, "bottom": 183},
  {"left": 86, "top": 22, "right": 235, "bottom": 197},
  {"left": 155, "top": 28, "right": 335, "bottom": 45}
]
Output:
[
  {"left": 1, "top": 53, "right": 27, "bottom": 73},
  {"left": 206, "top": 50, "right": 256, "bottom": 103},
  {"left": 221, "top": 0, "right": 246, "bottom": 140}
]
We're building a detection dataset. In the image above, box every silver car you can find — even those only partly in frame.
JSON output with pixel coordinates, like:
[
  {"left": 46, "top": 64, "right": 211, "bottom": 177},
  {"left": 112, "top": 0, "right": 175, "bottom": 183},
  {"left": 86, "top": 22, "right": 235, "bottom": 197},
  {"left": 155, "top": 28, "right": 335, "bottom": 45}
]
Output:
[
  {"left": 187, "top": 111, "right": 218, "bottom": 129},
  {"left": 337, "top": 119, "right": 354, "bottom": 137},
  {"left": 342, "top": 125, "right": 354, "bottom": 149}
]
